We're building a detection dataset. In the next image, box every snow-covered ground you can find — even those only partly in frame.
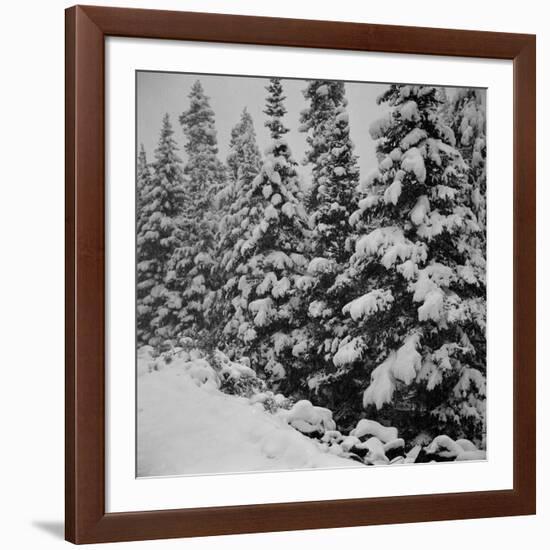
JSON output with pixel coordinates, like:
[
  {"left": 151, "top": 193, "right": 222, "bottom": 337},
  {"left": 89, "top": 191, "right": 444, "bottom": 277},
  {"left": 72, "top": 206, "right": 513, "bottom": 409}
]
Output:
[
  {"left": 137, "top": 347, "right": 485, "bottom": 476},
  {"left": 137, "top": 353, "right": 360, "bottom": 477}
]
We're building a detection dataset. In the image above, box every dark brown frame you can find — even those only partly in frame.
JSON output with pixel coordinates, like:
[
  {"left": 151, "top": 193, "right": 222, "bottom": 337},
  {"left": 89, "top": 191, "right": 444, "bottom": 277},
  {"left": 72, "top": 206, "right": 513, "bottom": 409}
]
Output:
[{"left": 65, "top": 4, "right": 536, "bottom": 544}]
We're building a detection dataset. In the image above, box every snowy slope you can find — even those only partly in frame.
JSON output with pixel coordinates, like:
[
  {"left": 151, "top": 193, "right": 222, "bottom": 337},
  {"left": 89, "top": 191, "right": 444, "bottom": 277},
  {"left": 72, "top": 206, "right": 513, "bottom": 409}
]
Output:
[{"left": 137, "top": 359, "right": 361, "bottom": 477}]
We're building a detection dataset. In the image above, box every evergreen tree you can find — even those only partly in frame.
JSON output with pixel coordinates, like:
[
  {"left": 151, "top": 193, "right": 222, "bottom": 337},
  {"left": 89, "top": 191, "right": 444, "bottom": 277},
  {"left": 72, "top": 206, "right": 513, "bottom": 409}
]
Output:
[
  {"left": 332, "top": 85, "right": 486, "bottom": 443},
  {"left": 300, "top": 81, "right": 359, "bottom": 260},
  {"left": 179, "top": 80, "right": 227, "bottom": 210},
  {"left": 161, "top": 80, "right": 227, "bottom": 342},
  {"left": 136, "top": 143, "right": 153, "bottom": 234},
  {"left": 299, "top": 81, "right": 347, "bottom": 211},
  {"left": 219, "top": 108, "right": 263, "bottom": 266},
  {"left": 220, "top": 78, "right": 310, "bottom": 386},
  {"left": 264, "top": 78, "right": 290, "bottom": 141},
  {"left": 448, "top": 89, "right": 487, "bottom": 236},
  {"left": 210, "top": 108, "right": 263, "bottom": 344},
  {"left": 225, "top": 108, "right": 262, "bottom": 201},
  {"left": 136, "top": 114, "right": 186, "bottom": 346},
  {"left": 294, "top": 82, "right": 362, "bottom": 414}
]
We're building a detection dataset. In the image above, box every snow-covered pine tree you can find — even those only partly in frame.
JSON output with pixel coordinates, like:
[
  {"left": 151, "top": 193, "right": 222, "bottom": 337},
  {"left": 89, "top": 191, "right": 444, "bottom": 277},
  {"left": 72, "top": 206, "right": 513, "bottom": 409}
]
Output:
[
  {"left": 263, "top": 77, "right": 290, "bottom": 142},
  {"left": 297, "top": 81, "right": 362, "bottom": 412},
  {"left": 222, "top": 107, "right": 262, "bottom": 208},
  {"left": 220, "top": 78, "right": 311, "bottom": 387},
  {"left": 136, "top": 114, "right": 186, "bottom": 346},
  {"left": 161, "top": 80, "right": 227, "bottom": 344},
  {"left": 448, "top": 89, "right": 487, "bottom": 237},
  {"left": 220, "top": 108, "right": 263, "bottom": 264},
  {"left": 299, "top": 81, "right": 346, "bottom": 211},
  {"left": 136, "top": 143, "right": 153, "bottom": 235},
  {"left": 179, "top": 80, "right": 227, "bottom": 211},
  {"left": 209, "top": 109, "right": 263, "bottom": 342},
  {"left": 299, "top": 80, "right": 359, "bottom": 260},
  {"left": 335, "top": 84, "right": 486, "bottom": 444}
]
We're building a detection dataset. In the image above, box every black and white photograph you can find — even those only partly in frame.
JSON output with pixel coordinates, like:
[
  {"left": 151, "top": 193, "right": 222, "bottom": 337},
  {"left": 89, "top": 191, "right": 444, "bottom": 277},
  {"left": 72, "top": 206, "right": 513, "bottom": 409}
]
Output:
[{"left": 136, "top": 72, "right": 487, "bottom": 477}]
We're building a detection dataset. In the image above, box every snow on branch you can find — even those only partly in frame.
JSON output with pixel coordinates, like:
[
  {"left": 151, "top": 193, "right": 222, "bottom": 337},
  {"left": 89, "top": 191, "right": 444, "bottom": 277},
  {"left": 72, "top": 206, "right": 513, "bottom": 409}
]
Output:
[
  {"left": 333, "top": 337, "right": 365, "bottom": 366},
  {"left": 363, "top": 334, "right": 422, "bottom": 409},
  {"left": 342, "top": 289, "right": 394, "bottom": 321}
]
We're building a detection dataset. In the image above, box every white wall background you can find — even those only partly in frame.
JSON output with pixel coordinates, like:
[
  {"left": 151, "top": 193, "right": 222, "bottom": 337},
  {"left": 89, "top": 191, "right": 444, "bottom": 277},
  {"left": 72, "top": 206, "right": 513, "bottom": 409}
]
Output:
[{"left": 0, "top": 0, "right": 546, "bottom": 548}]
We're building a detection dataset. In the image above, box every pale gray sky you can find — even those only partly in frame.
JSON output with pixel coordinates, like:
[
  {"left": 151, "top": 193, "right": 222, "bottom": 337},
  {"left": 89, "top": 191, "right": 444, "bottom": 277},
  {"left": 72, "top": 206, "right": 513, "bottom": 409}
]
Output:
[{"left": 136, "top": 72, "right": 467, "bottom": 182}]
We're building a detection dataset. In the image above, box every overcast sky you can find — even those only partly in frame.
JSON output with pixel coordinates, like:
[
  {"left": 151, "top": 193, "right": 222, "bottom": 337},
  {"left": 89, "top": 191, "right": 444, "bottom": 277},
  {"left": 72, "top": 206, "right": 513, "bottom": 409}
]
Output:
[{"left": 136, "top": 72, "right": 467, "bottom": 183}]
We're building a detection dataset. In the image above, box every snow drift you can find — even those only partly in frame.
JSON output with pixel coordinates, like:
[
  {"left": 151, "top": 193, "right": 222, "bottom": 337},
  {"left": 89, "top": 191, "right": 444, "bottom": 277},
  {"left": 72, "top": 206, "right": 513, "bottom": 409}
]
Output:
[{"left": 137, "top": 350, "right": 360, "bottom": 476}]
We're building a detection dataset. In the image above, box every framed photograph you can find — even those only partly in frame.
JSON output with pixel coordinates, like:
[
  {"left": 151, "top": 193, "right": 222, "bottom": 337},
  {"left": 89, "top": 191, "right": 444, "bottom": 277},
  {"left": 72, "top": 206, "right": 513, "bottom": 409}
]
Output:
[{"left": 65, "top": 5, "right": 536, "bottom": 544}]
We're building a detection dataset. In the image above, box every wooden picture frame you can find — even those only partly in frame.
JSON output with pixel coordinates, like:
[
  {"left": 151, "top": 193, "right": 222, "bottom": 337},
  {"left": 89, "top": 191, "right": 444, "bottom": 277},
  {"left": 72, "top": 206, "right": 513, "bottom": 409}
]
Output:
[{"left": 65, "top": 4, "right": 536, "bottom": 544}]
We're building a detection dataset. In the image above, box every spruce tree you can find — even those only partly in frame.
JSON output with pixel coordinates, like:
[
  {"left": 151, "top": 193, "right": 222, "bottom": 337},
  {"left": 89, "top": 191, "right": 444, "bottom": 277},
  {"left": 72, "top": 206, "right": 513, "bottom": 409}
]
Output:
[
  {"left": 211, "top": 108, "right": 263, "bottom": 344},
  {"left": 300, "top": 81, "right": 359, "bottom": 260},
  {"left": 299, "top": 81, "right": 347, "bottom": 211},
  {"left": 136, "top": 143, "right": 153, "bottom": 235},
  {"left": 161, "top": 80, "right": 227, "bottom": 342},
  {"left": 264, "top": 78, "right": 290, "bottom": 141},
  {"left": 136, "top": 114, "right": 186, "bottom": 346},
  {"left": 220, "top": 78, "right": 310, "bottom": 386},
  {"left": 223, "top": 108, "right": 262, "bottom": 206},
  {"left": 179, "top": 80, "right": 227, "bottom": 211},
  {"left": 448, "top": 89, "right": 487, "bottom": 236},
  {"left": 335, "top": 85, "right": 486, "bottom": 443},
  {"left": 296, "top": 81, "right": 361, "bottom": 415},
  {"left": 219, "top": 108, "right": 263, "bottom": 267}
]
